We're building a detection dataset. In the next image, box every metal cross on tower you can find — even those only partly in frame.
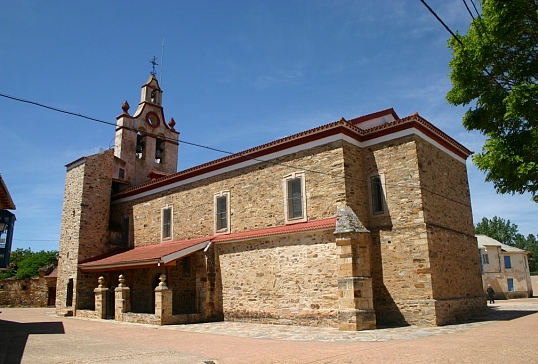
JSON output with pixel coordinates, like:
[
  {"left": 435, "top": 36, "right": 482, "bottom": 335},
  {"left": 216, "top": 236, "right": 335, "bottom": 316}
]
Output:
[{"left": 149, "top": 56, "right": 158, "bottom": 76}]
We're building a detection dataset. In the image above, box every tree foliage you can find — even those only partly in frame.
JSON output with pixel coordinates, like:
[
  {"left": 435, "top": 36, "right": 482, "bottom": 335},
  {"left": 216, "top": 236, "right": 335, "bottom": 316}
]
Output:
[
  {"left": 0, "top": 248, "right": 58, "bottom": 279},
  {"left": 447, "top": 0, "right": 538, "bottom": 202},
  {"left": 475, "top": 216, "right": 538, "bottom": 272}
]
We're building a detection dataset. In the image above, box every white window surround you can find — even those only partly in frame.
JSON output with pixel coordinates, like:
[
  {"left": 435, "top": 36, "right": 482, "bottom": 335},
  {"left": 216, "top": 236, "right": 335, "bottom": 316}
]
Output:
[
  {"left": 283, "top": 172, "right": 307, "bottom": 224},
  {"left": 214, "top": 191, "right": 231, "bottom": 234},
  {"left": 368, "top": 172, "right": 387, "bottom": 216},
  {"left": 161, "top": 205, "right": 173, "bottom": 241}
]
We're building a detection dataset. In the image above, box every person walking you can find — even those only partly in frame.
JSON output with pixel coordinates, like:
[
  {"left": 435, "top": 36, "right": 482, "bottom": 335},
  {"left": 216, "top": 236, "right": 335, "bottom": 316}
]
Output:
[{"left": 486, "top": 284, "right": 495, "bottom": 304}]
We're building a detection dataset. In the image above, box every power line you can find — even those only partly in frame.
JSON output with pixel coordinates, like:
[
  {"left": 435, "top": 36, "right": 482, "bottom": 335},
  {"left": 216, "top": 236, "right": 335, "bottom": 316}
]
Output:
[
  {"left": 0, "top": 91, "right": 472, "bottom": 208},
  {"left": 419, "top": 0, "right": 463, "bottom": 46}
]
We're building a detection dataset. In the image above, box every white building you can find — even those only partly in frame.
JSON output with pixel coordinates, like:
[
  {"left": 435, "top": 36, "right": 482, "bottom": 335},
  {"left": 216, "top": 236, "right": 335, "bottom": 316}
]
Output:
[{"left": 477, "top": 234, "right": 533, "bottom": 299}]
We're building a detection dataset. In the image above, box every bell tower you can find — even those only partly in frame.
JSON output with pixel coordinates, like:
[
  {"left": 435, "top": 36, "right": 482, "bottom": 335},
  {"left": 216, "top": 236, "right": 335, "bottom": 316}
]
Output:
[{"left": 114, "top": 74, "right": 180, "bottom": 187}]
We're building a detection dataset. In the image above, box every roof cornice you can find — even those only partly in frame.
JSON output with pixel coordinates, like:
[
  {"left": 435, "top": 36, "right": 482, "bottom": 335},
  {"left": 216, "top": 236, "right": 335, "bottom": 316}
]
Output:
[{"left": 112, "top": 111, "right": 472, "bottom": 202}]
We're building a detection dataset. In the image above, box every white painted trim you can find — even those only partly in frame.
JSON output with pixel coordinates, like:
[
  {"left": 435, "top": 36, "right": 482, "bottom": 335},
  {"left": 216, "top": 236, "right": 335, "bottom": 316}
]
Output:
[
  {"left": 214, "top": 190, "right": 231, "bottom": 234},
  {"left": 161, "top": 241, "right": 210, "bottom": 264},
  {"left": 112, "top": 127, "right": 467, "bottom": 204},
  {"left": 161, "top": 205, "right": 173, "bottom": 241},
  {"left": 283, "top": 172, "right": 307, "bottom": 224}
]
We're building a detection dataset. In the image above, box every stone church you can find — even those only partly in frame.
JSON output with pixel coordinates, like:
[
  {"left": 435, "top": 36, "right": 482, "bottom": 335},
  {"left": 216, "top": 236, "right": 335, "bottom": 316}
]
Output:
[{"left": 55, "top": 74, "right": 486, "bottom": 330}]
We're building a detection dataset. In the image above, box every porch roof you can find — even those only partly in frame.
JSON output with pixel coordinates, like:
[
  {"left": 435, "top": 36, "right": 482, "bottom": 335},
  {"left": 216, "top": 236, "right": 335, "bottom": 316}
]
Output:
[
  {"left": 78, "top": 237, "right": 210, "bottom": 271},
  {"left": 78, "top": 217, "right": 337, "bottom": 272}
]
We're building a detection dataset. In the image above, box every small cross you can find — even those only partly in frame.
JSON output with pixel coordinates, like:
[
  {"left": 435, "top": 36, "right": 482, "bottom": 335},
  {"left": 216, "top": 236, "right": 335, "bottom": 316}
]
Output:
[{"left": 149, "top": 56, "right": 158, "bottom": 76}]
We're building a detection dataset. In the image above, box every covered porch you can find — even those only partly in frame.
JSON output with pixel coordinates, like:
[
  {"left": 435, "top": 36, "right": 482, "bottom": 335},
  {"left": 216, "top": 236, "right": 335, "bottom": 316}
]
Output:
[{"left": 76, "top": 237, "right": 220, "bottom": 325}]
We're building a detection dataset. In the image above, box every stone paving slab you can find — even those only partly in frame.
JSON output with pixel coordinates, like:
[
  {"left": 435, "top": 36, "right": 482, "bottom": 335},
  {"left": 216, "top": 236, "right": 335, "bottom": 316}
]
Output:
[
  {"left": 109, "top": 300, "right": 538, "bottom": 342},
  {"left": 1, "top": 298, "right": 537, "bottom": 363}
]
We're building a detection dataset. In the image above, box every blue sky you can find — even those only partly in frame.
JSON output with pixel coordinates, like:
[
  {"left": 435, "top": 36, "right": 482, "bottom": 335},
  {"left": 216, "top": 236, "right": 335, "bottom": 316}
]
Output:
[{"left": 1, "top": 0, "right": 536, "bottom": 252}]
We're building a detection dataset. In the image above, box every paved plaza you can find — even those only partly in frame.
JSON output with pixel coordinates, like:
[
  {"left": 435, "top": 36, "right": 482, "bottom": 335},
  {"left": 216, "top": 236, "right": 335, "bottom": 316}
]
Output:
[{"left": 1, "top": 298, "right": 538, "bottom": 363}]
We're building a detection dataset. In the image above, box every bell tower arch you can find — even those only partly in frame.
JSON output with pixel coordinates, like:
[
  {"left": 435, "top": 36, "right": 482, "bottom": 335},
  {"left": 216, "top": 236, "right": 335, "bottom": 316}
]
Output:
[{"left": 114, "top": 74, "right": 179, "bottom": 187}]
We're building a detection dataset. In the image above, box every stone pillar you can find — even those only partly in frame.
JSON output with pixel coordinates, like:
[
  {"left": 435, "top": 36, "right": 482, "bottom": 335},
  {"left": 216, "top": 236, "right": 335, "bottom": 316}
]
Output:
[
  {"left": 114, "top": 274, "right": 131, "bottom": 321},
  {"left": 203, "top": 243, "right": 219, "bottom": 320},
  {"left": 94, "top": 276, "right": 107, "bottom": 319},
  {"left": 334, "top": 205, "right": 376, "bottom": 331},
  {"left": 154, "top": 274, "right": 172, "bottom": 325}
]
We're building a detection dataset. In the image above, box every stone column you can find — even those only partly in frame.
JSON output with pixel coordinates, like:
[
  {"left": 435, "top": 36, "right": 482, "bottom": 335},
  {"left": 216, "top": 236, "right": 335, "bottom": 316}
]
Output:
[
  {"left": 334, "top": 205, "right": 376, "bottom": 331},
  {"left": 203, "top": 243, "right": 219, "bottom": 320},
  {"left": 114, "top": 274, "right": 131, "bottom": 321},
  {"left": 93, "top": 276, "right": 107, "bottom": 319},
  {"left": 154, "top": 274, "right": 173, "bottom": 325}
]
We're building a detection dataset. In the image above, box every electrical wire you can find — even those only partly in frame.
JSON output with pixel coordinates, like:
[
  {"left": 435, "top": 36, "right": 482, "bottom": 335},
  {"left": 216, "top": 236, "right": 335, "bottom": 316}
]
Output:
[{"left": 0, "top": 91, "right": 472, "bottom": 208}]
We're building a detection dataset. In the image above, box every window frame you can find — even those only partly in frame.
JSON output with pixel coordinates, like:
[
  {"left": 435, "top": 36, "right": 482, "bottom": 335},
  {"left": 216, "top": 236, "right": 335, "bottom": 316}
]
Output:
[
  {"left": 161, "top": 205, "right": 173, "bottom": 241},
  {"left": 507, "top": 278, "right": 514, "bottom": 292},
  {"left": 214, "top": 191, "right": 230, "bottom": 234},
  {"left": 504, "top": 255, "right": 512, "bottom": 269},
  {"left": 482, "top": 253, "right": 489, "bottom": 264},
  {"left": 368, "top": 173, "right": 387, "bottom": 216},
  {"left": 283, "top": 172, "right": 307, "bottom": 224}
]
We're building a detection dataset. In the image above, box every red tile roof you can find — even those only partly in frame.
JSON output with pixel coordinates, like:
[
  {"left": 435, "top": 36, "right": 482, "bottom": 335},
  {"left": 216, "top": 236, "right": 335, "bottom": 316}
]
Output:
[
  {"left": 78, "top": 218, "right": 337, "bottom": 271},
  {"left": 213, "top": 217, "right": 337, "bottom": 243},
  {"left": 79, "top": 237, "right": 210, "bottom": 271}
]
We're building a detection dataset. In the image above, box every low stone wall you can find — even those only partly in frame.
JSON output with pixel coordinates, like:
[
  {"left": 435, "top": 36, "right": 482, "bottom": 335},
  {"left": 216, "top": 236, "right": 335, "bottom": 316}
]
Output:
[
  {"left": 75, "top": 309, "right": 100, "bottom": 319},
  {"left": 119, "top": 312, "right": 203, "bottom": 325},
  {"left": 0, "top": 277, "right": 56, "bottom": 307}
]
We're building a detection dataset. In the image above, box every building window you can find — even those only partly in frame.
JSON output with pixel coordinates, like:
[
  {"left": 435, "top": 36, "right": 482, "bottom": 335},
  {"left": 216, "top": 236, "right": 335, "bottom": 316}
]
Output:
[
  {"left": 214, "top": 191, "right": 230, "bottom": 233},
  {"left": 482, "top": 254, "right": 489, "bottom": 264},
  {"left": 504, "top": 255, "right": 512, "bottom": 269},
  {"left": 161, "top": 205, "right": 173, "bottom": 241},
  {"left": 369, "top": 174, "right": 386, "bottom": 216},
  {"left": 507, "top": 278, "right": 514, "bottom": 292},
  {"left": 284, "top": 172, "right": 307, "bottom": 223},
  {"left": 119, "top": 168, "right": 125, "bottom": 179}
]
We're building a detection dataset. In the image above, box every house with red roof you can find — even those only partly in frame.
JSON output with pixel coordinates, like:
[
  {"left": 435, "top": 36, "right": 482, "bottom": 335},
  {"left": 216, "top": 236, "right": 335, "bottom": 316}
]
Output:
[{"left": 55, "top": 75, "right": 486, "bottom": 330}]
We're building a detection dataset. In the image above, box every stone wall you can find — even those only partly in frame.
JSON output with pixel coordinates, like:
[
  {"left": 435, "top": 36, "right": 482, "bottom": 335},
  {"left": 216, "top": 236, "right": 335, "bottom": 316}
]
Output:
[
  {"left": 415, "top": 138, "right": 486, "bottom": 323},
  {"left": 110, "top": 141, "right": 345, "bottom": 246},
  {"left": 216, "top": 229, "right": 339, "bottom": 327},
  {"left": 56, "top": 149, "right": 114, "bottom": 314},
  {"left": 0, "top": 277, "right": 56, "bottom": 307}
]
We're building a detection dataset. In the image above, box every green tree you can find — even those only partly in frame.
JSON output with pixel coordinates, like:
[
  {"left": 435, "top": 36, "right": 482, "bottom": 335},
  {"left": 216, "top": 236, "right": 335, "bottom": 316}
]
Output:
[
  {"left": 0, "top": 248, "right": 57, "bottom": 279},
  {"left": 475, "top": 216, "right": 538, "bottom": 272},
  {"left": 475, "top": 216, "right": 519, "bottom": 245},
  {"left": 447, "top": 0, "right": 538, "bottom": 202}
]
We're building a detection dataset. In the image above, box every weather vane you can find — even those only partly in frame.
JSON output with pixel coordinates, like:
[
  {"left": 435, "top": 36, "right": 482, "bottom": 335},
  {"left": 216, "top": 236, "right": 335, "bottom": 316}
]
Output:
[{"left": 149, "top": 56, "right": 158, "bottom": 76}]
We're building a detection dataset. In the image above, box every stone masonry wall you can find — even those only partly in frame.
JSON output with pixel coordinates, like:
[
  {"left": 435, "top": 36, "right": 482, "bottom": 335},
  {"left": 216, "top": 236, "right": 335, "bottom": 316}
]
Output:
[
  {"left": 216, "top": 229, "right": 339, "bottom": 327},
  {"left": 415, "top": 139, "right": 485, "bottom": 322},
  {"left": 56, "top": 157, "right": 85, "bottom": 313},
  {"left": 56, "top": 150, "right": 114, "bottom": 314},
  {"left": 110, "top": 141, "right": 346, "bottom": 245},
  {"left": 0, "top": 277, "right": 56, "bottom": 307},
  {"left": 345, "top": 137, "right": 435, "bottom": 325}
]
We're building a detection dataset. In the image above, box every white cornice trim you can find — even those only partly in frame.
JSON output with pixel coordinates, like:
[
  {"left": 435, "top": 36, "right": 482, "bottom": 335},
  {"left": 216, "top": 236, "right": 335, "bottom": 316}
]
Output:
[{"left": 112, "top": 127, "right": 466, "bottom": 204}]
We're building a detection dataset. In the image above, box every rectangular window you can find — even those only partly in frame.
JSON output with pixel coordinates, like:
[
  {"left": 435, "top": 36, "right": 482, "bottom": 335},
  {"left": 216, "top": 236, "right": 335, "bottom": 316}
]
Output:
[
  {"left": 504, "top": 255, "right": 512, "bottom": 269},
  {"left": 161, "top": 206, "right": 173, "bottom": 240},
  {"left": 214, "top": 191, "right": 230, "bottom": 233},
  {"left": 284, "top": 172, "right": 306, "bottom": 223},
  {"left": 507, "top": 278, "right": 514, "bottom": 292},
  {"left": 482, "top": 254, "right": 489, "bottom": 264},
  {"left": 370, "top": 175, "right": 385, "bottom": 215}
]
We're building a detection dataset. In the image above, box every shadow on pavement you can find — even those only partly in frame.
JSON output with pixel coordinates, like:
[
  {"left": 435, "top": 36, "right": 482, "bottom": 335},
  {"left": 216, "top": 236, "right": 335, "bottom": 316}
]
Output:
[
  {"left": 0, "top": 318, "right": 65, "bottom": 364},
  {"left": 480, "top": 307, "right": 538, "bottom": 321}
]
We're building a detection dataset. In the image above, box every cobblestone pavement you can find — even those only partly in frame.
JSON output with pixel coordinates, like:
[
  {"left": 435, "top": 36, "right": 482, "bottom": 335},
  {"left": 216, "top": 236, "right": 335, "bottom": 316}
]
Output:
[
  {"left": 157, "top": 300, "right": 538, "bottom": 342},
  {"left": 2, "top": 298, "right": 537, "bottom": 363}
]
